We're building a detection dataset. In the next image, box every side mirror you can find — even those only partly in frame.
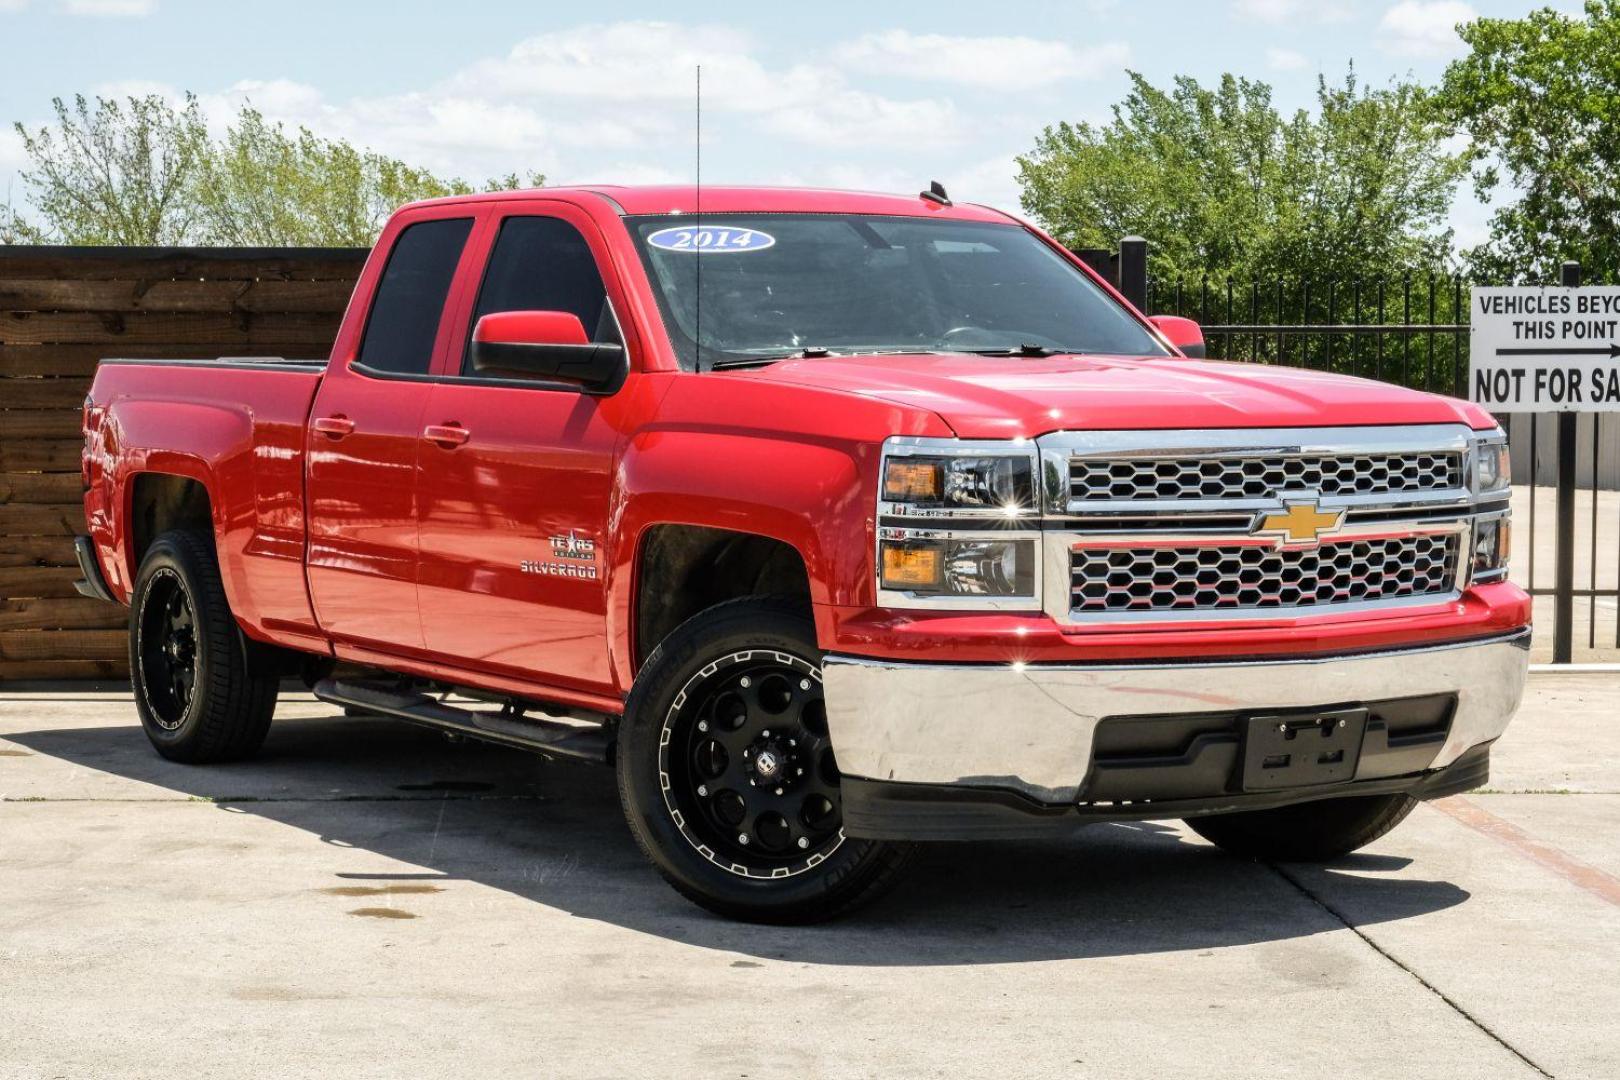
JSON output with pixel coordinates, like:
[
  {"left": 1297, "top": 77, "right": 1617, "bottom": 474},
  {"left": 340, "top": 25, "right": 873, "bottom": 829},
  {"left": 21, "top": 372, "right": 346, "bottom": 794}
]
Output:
[
  {"left": 1149, "top": 315, "right": 1206, "bottom": 359},
  {"left": 469, "top": 310, "right": 627, "bottom": 393}
]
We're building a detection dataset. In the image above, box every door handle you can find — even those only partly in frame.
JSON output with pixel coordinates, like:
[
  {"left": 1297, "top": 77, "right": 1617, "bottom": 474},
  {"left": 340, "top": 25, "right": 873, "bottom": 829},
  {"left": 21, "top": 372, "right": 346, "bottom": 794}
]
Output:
[
  {"left": 424, "top": 423, "right": 470, "bottom": 448},
  {"left": 313, "top": 415, "right": 355, "bottom": 438}
]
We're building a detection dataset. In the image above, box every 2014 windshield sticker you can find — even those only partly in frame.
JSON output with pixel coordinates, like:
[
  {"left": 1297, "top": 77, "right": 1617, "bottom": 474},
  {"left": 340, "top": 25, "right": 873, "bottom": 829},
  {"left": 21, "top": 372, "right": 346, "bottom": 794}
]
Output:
[{"left": 646, "top": 225, "right": 775, "bottom": 254}]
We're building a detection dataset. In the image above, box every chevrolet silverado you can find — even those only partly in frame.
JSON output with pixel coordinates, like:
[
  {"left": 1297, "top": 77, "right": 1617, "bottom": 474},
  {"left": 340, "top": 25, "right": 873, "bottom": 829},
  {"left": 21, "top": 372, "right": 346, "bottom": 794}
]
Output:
[{"left": 76, "top": 185, "right": 1530, "bottom": 922}]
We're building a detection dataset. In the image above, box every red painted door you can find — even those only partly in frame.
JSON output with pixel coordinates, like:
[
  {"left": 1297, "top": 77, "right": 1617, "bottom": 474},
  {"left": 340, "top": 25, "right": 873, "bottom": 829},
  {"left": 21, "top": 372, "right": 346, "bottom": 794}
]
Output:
[
  {"left": 306, "top": 214, "right": 476, "bottom": 653},
  {"left": 415, "top": 208, "right": 631, "bottom": 694}
]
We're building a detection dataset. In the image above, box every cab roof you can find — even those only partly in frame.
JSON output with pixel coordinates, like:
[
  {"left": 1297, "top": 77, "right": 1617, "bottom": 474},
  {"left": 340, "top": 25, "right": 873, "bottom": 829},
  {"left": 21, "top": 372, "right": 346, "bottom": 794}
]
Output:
[{"left": 406, "top": 184, "right": 1020, "bottom": 224}]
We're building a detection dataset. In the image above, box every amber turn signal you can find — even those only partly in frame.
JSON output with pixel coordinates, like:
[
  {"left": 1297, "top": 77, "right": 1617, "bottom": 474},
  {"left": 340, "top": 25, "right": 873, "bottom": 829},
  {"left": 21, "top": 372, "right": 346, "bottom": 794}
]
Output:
[
  {"left": 883, "top": 460, "right": 942, "bottom": 502},
  {"left": 881, "top": 544, "right": 942, "bottom": 588}
]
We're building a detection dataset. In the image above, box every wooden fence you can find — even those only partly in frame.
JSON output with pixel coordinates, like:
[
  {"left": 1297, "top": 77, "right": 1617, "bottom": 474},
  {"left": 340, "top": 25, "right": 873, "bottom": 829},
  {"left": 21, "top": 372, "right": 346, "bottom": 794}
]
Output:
[{"left": 0, "top": 246, "right": 367, "bottom": 682}]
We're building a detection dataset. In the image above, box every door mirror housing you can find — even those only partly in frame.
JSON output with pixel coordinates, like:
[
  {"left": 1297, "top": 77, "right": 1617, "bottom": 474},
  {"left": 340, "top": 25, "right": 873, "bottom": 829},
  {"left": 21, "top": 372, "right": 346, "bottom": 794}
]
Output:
[
  {"left": 1149, "top": 315, "right": 1206, "bottom": 358},
  {"left": 469, "top": 310, "right": 627, "bottom": 393}
]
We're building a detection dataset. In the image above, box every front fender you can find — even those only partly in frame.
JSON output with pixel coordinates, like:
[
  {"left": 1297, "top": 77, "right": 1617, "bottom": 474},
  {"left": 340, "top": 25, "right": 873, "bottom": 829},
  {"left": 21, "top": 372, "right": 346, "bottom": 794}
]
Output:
[{"left": 607, "top": 429, "right": 882, "bottom": 684}]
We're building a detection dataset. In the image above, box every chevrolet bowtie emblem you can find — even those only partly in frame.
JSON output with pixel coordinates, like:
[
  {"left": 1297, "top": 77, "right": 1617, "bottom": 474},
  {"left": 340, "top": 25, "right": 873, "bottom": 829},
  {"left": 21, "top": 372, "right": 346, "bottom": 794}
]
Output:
[{"left": 1253, "top": 500, "right": 1345, "bottom": 546}]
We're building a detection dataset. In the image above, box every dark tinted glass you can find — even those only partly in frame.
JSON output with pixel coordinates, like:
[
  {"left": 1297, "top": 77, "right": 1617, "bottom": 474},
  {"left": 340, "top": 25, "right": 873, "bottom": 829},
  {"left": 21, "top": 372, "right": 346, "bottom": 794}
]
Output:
[
  {"left": 462, "top": 215, "right": 616, "bottom": 374},
  {"left": 356, "top": 217, "right": 473, "bottom": 375},
  {"left": 626, "top": 214, "right": 1167, "bottom": 369}
]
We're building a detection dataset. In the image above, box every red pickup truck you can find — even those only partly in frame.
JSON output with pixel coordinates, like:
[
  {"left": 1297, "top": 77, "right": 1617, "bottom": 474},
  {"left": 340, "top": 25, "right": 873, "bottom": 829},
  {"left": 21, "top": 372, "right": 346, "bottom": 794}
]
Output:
[{"left": 77, "top": 185, "right": 1530, "bottom": 922}]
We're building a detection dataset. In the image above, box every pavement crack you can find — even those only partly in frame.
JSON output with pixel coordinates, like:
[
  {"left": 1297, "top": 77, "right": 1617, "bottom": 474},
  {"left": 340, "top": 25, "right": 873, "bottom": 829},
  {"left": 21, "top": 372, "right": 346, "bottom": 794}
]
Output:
[{"left": 1267, "top": 861, "right": 1555, "bottom": 1079}]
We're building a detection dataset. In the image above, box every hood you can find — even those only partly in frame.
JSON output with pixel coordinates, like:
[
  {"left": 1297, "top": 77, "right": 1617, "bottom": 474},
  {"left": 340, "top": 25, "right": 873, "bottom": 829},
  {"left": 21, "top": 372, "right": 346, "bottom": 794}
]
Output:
[{"left": 733, "top": 353, "right": 1493, "bottom": 438}]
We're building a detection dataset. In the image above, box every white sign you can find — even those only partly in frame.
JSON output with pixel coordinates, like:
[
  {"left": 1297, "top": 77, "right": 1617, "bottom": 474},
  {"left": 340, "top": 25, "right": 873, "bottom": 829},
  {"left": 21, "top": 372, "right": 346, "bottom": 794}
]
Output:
[{"left": 1470, "top": 286, "right": 1620, "bottom": 411}]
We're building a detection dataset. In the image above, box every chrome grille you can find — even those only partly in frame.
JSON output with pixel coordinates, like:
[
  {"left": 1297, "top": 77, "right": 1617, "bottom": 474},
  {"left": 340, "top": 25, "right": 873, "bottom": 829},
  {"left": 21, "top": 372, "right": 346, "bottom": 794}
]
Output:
[
  {"left": 1070, "top": 452, "right": 1462, "bottom": 502},
  {"left": 1070, "top": 534, "right": 1459, "bottom": 614}
]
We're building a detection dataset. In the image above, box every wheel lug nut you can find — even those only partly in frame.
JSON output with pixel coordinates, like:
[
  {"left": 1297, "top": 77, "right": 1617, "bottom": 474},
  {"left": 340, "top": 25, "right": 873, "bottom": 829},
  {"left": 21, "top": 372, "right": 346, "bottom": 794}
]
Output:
[
  {"left": 697, "top": 784, "right": 708, "bottom": 796},
  {"left": 738, "top": 834, "right": 749, "bottom": 845},
  {"left": 774, "top": 787, "right": 783, "bottom": 795},
  {"left": 697, "top": 720, "right": 709, "bottom": 732},
  {"left": 749, "top": 779, "right": 756, "bottom": 786},
  {"left": 740, "top": 677, "right": 752, "bottom": 688},
  {"left": 796, "top": 768, "right": 803, "bottom": 776},
  {"left": 799, "top": 679, "right": 810, "bottom": 691},
  {"left": 797, "top": 837, "right": 809, "bottom": 849},
  {"left": 789, "top": 738, "right": 796, "bottom": 747},
  {"left": 762, "top": 729, "right": 771, "bottom": 738}
]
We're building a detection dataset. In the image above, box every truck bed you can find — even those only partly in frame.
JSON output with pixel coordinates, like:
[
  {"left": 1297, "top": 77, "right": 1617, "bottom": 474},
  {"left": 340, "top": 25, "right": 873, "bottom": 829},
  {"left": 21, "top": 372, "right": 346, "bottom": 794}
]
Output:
[{"left": 82, "top": 356, "right": 329, "bottom": 649}]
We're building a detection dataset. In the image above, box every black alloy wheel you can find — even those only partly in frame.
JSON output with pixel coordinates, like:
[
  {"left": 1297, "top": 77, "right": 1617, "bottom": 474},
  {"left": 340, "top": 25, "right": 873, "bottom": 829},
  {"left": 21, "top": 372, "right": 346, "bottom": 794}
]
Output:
[
  {"left": 136, "top": 568, "right": 198, "bottom": 730},
  {"left": 661, "top": 650, "right": 844, "bottom": 876},
  {"left": 129, "top": 529, "right": 279, "bottom": 763},
  {"left": 616, "top": 597, "right": 912, "bottom": 923}
]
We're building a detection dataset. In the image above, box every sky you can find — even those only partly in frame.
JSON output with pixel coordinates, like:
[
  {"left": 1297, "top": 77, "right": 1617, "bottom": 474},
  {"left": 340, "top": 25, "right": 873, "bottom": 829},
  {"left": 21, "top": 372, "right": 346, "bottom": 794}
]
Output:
[{"left": 0, "top": 0, "right": 1583, "bottom": 249}]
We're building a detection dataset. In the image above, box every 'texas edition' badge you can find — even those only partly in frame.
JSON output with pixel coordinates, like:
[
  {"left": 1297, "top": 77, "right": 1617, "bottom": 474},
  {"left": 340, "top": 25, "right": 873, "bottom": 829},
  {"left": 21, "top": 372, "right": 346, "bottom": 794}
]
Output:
[{"left": 521, "top": 531, "right": 599, "bottom": 580}]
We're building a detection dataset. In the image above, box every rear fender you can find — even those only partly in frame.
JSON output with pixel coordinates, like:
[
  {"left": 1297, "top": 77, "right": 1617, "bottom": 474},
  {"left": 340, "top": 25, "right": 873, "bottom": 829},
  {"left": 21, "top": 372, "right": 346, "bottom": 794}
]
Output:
[
  {"left": 97, "top": 399, "right": 321, "bottom": 651},
  {"left": 93, "top": 400, "right": 246, "bottom": 600}
]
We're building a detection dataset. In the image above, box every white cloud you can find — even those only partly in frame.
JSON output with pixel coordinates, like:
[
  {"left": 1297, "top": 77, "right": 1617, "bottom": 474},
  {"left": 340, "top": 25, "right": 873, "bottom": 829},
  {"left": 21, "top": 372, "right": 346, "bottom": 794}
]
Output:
[
  {"left": 837, "top": 30, "right": 1129, "bottom": 88},
  {"left": 89, "top": 78, "right": 180, "bottom": 101},
  {"left": 952, "top": 152, "right": 1024, "bottom": 214},
  {"left": 764, "top": 90, "right": 960, "bottom": 148},
  {"left": 149, "top": 22, "right": 966, "bottom": 188},
  {"left": 1377, "top": 1, "right": 1477, "bottom": 57},
  {"left": 60, "top": 0, "right": 155, "bottom": 14},
  {"left": 1232, "top": 0, "right": 1352, "bottom": 23},
  {"left": 1266, "top": 47, "right": 1310, "bottom": 71},
  {"left": 0, "top": 0, "right": 31, "bottom": 12},
  {"left": 0, "top": 126, "right": 27, "bottom": 172}
]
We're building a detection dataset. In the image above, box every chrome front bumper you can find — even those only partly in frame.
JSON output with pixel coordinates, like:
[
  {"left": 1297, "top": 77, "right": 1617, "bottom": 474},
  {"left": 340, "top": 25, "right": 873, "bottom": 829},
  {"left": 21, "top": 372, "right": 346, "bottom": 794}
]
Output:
[{"left": 822, "top": 630, "right": 1531, "bottom": 804}]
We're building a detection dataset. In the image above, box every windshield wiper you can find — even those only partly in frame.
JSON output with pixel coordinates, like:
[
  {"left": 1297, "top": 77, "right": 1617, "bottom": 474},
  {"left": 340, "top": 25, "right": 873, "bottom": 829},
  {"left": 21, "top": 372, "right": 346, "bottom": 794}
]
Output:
[
  {"left": 963, "top": 343, "right": 1084, "bottom": 358},
  {"left": 708, "top": 347, "right": 833, "bottom": 371}
]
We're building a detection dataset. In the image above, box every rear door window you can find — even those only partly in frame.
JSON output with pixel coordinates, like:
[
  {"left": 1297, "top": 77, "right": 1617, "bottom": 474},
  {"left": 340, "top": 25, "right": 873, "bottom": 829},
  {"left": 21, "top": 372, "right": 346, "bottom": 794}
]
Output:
[{"left": 356, "top": 217, "right": 474, "bottom": 375}]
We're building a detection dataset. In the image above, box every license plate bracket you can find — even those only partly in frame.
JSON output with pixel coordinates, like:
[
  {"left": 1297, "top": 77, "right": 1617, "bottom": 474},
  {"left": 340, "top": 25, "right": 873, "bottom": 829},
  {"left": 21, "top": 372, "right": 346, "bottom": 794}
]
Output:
[{"left": 1241, "top": 707, "right": 1369, "bottom": 791}]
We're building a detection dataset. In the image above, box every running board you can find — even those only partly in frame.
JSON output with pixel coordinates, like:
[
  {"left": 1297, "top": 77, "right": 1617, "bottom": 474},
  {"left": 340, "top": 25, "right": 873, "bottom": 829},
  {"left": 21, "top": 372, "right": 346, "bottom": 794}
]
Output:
[{"left": 312, "top": 677, "right": 613, "bottom": 765}]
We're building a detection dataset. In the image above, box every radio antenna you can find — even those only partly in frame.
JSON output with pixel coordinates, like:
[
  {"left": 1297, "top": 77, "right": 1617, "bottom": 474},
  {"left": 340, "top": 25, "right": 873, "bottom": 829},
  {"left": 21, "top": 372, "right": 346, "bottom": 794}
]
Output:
[{"left": 694, "top": 63, "right": 702, "bottom": 367}]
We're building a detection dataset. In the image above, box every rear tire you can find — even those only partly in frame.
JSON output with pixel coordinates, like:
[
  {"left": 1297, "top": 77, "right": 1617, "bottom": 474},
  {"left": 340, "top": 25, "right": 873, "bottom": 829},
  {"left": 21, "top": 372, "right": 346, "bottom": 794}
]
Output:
[
  {"left": 1185, "top": 793, "right": 1418, "bottom": 861},
  {"left": 616, "top": 597, "right": 912, "bottom": 923},
  {"left": 129, "top": 529, "right": 278, "bottom": 763}
]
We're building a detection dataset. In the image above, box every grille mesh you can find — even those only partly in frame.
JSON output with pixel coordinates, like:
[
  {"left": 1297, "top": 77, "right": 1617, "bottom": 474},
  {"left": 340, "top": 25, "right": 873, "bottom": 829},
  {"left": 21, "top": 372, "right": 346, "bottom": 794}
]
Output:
[
  {"left": 1070, "top": 452, "right": 1462, "bottom": 502},
  {"left": 1071, "top": 534, "right": 1458, "bottom": 614}
]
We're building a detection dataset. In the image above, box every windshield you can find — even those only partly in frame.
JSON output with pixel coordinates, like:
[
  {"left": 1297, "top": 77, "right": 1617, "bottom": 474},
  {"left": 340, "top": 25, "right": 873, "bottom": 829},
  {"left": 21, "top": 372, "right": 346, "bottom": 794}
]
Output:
[{"left": 625, "top": 213, "right": 1169, "bottom": 369}]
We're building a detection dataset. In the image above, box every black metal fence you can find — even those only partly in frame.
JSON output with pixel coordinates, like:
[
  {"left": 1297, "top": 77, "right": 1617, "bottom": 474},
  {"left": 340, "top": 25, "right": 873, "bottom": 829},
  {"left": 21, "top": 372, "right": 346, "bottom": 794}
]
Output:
[
  {"left": 1147, "top": 273, "right": 1471, "bottom": 396},
  {"left": 1081, "top": 240, "right": 1619, "bottom": 662}
]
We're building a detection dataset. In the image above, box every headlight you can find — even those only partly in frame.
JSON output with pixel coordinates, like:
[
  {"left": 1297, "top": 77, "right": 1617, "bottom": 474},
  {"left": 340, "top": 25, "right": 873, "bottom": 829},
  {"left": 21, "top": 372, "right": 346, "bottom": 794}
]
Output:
[
  {"left": 877, "top": 438, "right": 1043, "bottom": 609},
  {"left": 1471, "top": 514, "right": 1511, "bottom": 584},
  {"left": 879, "top": 534, "right": 1037, "bottom": 597},
  {"left": 1472, "top": 435, "right": 1510, "bottom": 495},
  {"left": 881, "top": 450, "right": 1037, "bottom": 518}
]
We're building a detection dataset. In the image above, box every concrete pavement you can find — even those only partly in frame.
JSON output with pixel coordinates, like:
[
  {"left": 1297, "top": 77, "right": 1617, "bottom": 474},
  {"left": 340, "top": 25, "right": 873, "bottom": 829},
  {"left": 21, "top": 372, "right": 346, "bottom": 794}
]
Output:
[{"left": 1, "top": 675, "right": 1617, "bottom": 1079}]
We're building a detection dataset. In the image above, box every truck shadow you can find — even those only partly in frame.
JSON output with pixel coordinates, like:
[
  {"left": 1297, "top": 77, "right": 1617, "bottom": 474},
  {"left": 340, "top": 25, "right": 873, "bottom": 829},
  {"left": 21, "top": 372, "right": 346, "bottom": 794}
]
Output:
[{"left": 8, "top": 706, "right": 1470, "bottom": 967}]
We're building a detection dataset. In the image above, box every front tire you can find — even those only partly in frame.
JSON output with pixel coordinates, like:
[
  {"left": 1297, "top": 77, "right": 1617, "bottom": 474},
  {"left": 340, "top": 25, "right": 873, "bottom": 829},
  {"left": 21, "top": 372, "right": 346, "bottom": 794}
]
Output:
[
  {"left": 130, "top": 529, "right": 278, "bottom": 763},
  {"left": 1185, "top": 793, "right": 1418, "bottom": 861},
  {"left": 616, "top": 598, "right": 912, "bottom": 923}
]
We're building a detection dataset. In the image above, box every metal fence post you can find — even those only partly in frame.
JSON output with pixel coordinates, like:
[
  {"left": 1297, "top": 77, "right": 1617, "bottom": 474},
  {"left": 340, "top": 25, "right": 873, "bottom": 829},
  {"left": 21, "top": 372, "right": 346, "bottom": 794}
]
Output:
[
  {"left": 1554, "top": 260, "right": 1581, "bottom": 663},
  {"left": 1071, "top": 248, "right": 1115, "bottom": 287},
  {"left": 1118, "top": 237, "right": 1148, "bottom": 312}
]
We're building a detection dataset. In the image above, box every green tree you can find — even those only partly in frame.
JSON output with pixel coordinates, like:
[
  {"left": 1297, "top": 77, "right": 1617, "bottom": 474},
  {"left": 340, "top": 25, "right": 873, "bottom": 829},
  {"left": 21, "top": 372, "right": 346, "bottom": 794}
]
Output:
[
  {"left": 0, "top": 184, "right": 42, "bottom": 244},
  {"left": 1436, "top": 1, "right": 1620, "bottom": 280},
  {"left": 1016, "top": 70, "right": 1465, "bottom": 282},
  {"left": 13, "top": 93, "right": 210, "bottom": 244},
  {"left": 193, "top": 108, "right": 542, "bottom": 246},
  {"left": 12, "top": 97, "right": 545, "bottom": 246}
]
